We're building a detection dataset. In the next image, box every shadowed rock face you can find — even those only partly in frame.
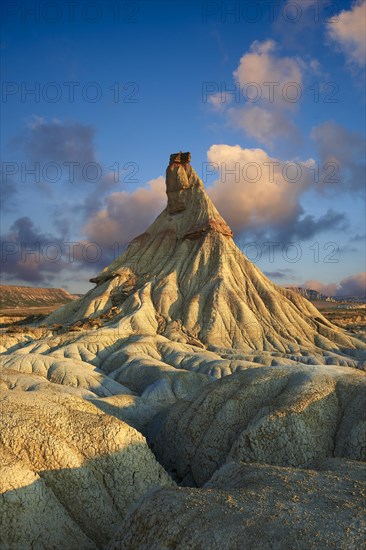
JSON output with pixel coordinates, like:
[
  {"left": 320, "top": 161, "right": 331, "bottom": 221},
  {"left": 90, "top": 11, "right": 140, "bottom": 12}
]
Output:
[{"left": 147, "top": 365, "right": 366, "bottom": 486}]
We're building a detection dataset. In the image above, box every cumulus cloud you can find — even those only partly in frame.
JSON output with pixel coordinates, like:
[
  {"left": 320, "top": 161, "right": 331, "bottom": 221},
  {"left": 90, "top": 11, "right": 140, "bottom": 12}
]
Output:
[
  {"left": 8, "top": 117, "right": 119, "bottom": 227},
  {"left": 228, "top": 105, "right": 300, "bottom": 148},
  {"left": 327, "top": 0, "right": 366, "bottom": 68},
  {"left": 311, "top": 121, "right": 366, "bottom": 195},
  {"left": 205, "top": 39, "right": 313, "bottom": 147},
  {"left": 1, "top": 217, "right": 69, "bottom": 283},
  {"left": 0, "top": 216, "right": 108, "bottom": 285},
  {"left": 208, "top": 92, "right": 233, "bottom": 111},
  {"left": 337, "top": 272, "right": 366, "bottom": 296},
  {"left": 84, "top": 177, "right": 166, "bottom": 248},
  {"left": 302, "top": 279, "right": 339, "bottom": 296},
  {"left": 206, "top": 144, "right": 347, "bottom": 240},
  {"left": 234, "top": 39, "right": 303, "bottom": 92},
  {"left": 302, "top": 272, "right": 366, "bottom": 297},
  {"left": 206, "top": 144, "right": 307, "bottom": 232},
  {"left": 229, "top": 40, "right": 305, "bottom": 146}
]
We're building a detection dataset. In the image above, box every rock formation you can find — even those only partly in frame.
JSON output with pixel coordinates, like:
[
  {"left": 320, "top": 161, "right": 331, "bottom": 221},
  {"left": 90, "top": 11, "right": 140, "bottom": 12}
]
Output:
[
  {"left": 286, "top": 286, "right": 336, "bottom": 302},
  {"left": 1, "top": 153, "right": 365, "bottom": 549},
  {"left": 43, "top": 154, "right": 364, "bottom": 361}
]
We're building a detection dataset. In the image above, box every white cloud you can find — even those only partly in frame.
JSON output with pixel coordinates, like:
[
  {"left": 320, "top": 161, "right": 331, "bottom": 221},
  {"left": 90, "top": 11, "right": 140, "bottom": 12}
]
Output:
[
  {"left": 207, "top": 92, "right": 233, "bottom": 111},
  {"left": 234, "top": 39, "right": 303, "bottom": 94},
  {"left": 84, "top": 177, "right": 166, "bottom": 247},
  {"left": 206, "top": 144, "right": 348, "bottom": 241},
  {"left": 327, "top": 0, "right": 366, "bottom": 67},
  {"left": 302, "top": 279, "right": 338, "bottom": 296},
  {"left": 206, "top": 39, "right": 307, "bottom": 147},
  {"left": 26, "top": 115, "right": 47, "bottom": 129},
  {"left": 206, "top": 144, "right": 312, "bottom": 232},
  {"left": 228, "top": 105, "right": 300, "bottom": 148}
]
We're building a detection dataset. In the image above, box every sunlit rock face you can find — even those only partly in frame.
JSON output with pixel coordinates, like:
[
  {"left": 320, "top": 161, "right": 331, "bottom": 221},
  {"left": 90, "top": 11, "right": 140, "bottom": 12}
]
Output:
[
  {"left": 166, "top": 152, "right": 196, "bottom": 213},
  {"left": 1, "top": 153, "right": 365, "bottom": 549},
  {"left": 0, "top": 389, "right": 174, "bottom": 549}
]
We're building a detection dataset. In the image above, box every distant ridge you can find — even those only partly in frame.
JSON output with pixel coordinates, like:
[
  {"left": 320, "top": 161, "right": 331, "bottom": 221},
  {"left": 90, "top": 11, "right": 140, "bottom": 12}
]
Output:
[
  {"left": 286, "top": 287, "right": 336, "bottom": 302},
  {"left": 0, "top": 285, "right": 79, "bottom": 309}
]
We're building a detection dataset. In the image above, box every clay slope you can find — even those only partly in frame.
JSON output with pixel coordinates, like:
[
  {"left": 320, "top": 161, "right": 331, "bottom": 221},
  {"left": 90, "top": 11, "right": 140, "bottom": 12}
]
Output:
[
  {"left": 44, "top": 160, "right": 365, "bottom": 358},
  {"left": 109, "top": 459, "right": 366, "bottom": 550},
  {"left": 147, "top": 364, "right": 366, "bottom": 486},
  {"left": 0, "top": 389, "right": 174, "bottom": 549}
]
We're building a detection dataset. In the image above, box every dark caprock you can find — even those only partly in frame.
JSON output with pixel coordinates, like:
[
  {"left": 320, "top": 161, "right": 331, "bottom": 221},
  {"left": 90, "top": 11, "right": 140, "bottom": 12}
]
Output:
[{"left": 169, "top": 151, "right": 191, "bottom": 165}]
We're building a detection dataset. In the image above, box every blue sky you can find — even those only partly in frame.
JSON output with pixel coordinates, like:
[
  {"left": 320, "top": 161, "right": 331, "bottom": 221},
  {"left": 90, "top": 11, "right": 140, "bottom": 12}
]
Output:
[{"left": 1, "top": 0, "right": 365, "bottom": 295}]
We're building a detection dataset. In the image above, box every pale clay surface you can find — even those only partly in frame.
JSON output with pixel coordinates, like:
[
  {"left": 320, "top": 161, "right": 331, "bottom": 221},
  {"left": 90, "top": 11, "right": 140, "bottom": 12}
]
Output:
[
  {"left": 1, "top": 163, "right": 365, "bottom": 549},
  {"left": 109, "top": 459, "right": 366, "bottom": 550}
]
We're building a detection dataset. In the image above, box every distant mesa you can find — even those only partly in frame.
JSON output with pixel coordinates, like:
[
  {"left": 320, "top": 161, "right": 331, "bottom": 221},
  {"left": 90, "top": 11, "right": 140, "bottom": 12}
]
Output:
[
  {"left": 0, "top": 285, "right": 79, "bottom": 310},
  {"left": 286, "top": 287, "right": 336, "bottom": 303}
]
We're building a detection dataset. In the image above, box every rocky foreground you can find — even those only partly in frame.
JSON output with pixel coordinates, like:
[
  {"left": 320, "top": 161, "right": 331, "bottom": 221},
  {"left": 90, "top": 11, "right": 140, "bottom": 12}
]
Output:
[{"left": 0, "top": 154, "right": 365, "bottom": 549}]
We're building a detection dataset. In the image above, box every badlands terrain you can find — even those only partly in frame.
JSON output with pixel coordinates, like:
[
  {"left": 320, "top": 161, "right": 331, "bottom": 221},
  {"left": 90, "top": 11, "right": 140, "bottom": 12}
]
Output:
[{"left": 1, "top": 154, "right": 365, "bottom": 549}]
